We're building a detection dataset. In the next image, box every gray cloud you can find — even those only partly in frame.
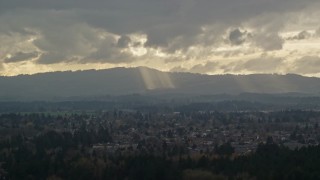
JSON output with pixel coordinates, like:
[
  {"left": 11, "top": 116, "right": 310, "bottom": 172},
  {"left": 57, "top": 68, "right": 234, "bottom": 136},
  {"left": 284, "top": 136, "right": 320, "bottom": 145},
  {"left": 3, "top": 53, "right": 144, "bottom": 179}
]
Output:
[
  {"left": 4, "top": 51, "right": 39, "bottom": 63},
  {"left": 316, "top": 28, "right": 320, "bottom": 37},
  {"left": 32, "top": 20, "right": 100, "bottom": 64},
  {"left": 293, "top": 56, "right": 320, "bottom": 74},
  {"left": 189, "top": 62, "right": 220, "bottom": 74},
  {"left": 0, "top": 0, "right": 319, "bottom": 68},
  {"left": 170, "top": 66, "right": 188, "bottom": 73},
  {"left": 232, "top": 55, "right": 284, "bottom": 73},
  {"left": 170, "top": 61, "right": 219, "bottom": 74},
  {"left": 117, "top": 35, "right": 131, "bottom": 48},
  {"left": 252, "top": 33, "right": 284, "bottom": 51},
  {"left": 36, "top": 32, "right": 134, "bottom": 64},
  {"left": 171, "top": 56, "right": 285, "bottom": 74},
  {"left": 228, "top": 28, "right": 248, "bottom": 45},
  {"left": 86, "top": 40, "right": 134, "bottom": 64},
  {"left": 37, "top": 53, "right": 70, "bottom": 64},
  {"left": 287, "top": 31, "right": 312, "bottom": 40}
]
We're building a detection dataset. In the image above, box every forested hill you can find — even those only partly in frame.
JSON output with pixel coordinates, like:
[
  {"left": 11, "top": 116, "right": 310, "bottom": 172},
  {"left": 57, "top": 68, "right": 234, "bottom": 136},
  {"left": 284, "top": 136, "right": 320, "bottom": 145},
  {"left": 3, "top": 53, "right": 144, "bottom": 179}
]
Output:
[{"left": 0, "top": 67, "right": 320, "bottom": 100}]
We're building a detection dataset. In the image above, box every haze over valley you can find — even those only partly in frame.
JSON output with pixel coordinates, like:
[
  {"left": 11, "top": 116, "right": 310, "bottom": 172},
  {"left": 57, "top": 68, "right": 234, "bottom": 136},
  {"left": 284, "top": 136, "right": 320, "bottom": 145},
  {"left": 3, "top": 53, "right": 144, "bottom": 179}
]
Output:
[{"left": 1, "top": 67, "right": 320, "bottom": 101}]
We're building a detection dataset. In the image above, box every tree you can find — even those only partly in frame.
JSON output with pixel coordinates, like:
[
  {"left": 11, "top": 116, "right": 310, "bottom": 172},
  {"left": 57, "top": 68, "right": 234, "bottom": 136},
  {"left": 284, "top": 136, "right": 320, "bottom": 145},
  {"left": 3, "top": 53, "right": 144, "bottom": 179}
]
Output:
[{"left": 214, "top": 142, "right": 234, "bottom": 157}]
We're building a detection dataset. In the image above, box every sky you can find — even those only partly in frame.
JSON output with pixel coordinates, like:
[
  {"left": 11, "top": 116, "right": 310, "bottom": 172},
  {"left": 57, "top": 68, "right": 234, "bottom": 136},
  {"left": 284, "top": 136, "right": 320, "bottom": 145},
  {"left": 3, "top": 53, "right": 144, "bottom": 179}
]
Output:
[{"left": 1, "top": 0, "right": 320, "bottom": 76}]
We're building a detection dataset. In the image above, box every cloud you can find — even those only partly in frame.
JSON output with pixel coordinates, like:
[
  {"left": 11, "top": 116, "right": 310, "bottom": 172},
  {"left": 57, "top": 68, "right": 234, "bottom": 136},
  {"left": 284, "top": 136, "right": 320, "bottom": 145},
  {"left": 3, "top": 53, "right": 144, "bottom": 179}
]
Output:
[
  {"left": 252, "top": 33, "right": 284, "bottom": 51},
  {"left": 292, "top": 56, "right": 320, "bottom": 74},
  {"left": 171, "top": 55, "right": 285, "bottom": 74},
  {"left": 228, "top": 28, "right": 248, "bottom": 45},
  {"left": 0, "top": 31, "right": 36, "bottom": 62},
  {"left": 232, "top": 55, "right": 284, "bottom": 73},
  {"left": 0, "top": 0, "right": 320, "bottom": 75},
  {"left": 316, "top": 28, "right": 320, "bottom": 37},
  {"left": 170, "top": 66, "right": 188, "bottom": 73},
  {"left": 32, "top": 20, "right": 102, "bottom": 64},
  {"left": 189, "top": 62, "right": 220, "bottom": 74},
  {"left": 170, "top": 61, "right": 219, "bottom": 74},
  {"left": 117, "top": 35, "right": 131, "bottom": 48},
  {"left": 85, "top": 39, "right": 134, "bottom": 64},
  {"left": 1, "top": 1, "right": 317, "bottom": 51},
  {"left": 37, "top": 53, "right": 71, "bottom": 64},
  {"left": 287, "top": 31, "right": 312, "bottom": 40},
  {"left": 4, "top": 51, "right": 39, "bottom": 63}
]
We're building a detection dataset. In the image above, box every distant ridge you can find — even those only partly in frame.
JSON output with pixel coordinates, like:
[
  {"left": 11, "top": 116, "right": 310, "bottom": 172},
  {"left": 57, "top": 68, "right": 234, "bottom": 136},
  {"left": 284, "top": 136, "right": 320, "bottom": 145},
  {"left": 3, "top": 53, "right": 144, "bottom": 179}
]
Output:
[{"left": 0, "top": 67, "right": 320, "bottom": 100}]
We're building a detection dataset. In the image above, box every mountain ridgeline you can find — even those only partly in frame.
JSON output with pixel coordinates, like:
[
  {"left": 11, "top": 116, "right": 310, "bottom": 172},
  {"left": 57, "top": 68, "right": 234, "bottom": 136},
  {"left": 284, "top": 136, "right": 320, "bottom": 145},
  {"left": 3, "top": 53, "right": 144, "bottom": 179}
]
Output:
[{"left": 0, "top": 67, "right": 320, "bottom": 101}]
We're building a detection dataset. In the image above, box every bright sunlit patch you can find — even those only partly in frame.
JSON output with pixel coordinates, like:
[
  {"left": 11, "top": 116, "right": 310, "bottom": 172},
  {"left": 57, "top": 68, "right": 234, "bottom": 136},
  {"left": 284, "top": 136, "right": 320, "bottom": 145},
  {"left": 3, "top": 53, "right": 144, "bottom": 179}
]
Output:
[
  {"left": 138, "top": 67, "right": 175, "bottom": 90},
  {"left": 231, "top": 74, "right": 298, "bottom": 93},
  {"left": 129, "top": 46, "right": 147, "bottom": 56},
  {"left": 284, "top": 39, "right": 320, "bottom": 51},
  {"left": 5, "top": 54, "right": 12, "bottom": 59}
]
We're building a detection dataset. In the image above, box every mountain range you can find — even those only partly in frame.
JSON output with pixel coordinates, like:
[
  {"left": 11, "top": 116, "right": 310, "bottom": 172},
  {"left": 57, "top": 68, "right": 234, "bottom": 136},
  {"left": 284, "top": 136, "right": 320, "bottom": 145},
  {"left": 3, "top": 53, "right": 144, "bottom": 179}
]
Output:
[{"left": 0, "top": 67, "right": 320, "bottom": 101}]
